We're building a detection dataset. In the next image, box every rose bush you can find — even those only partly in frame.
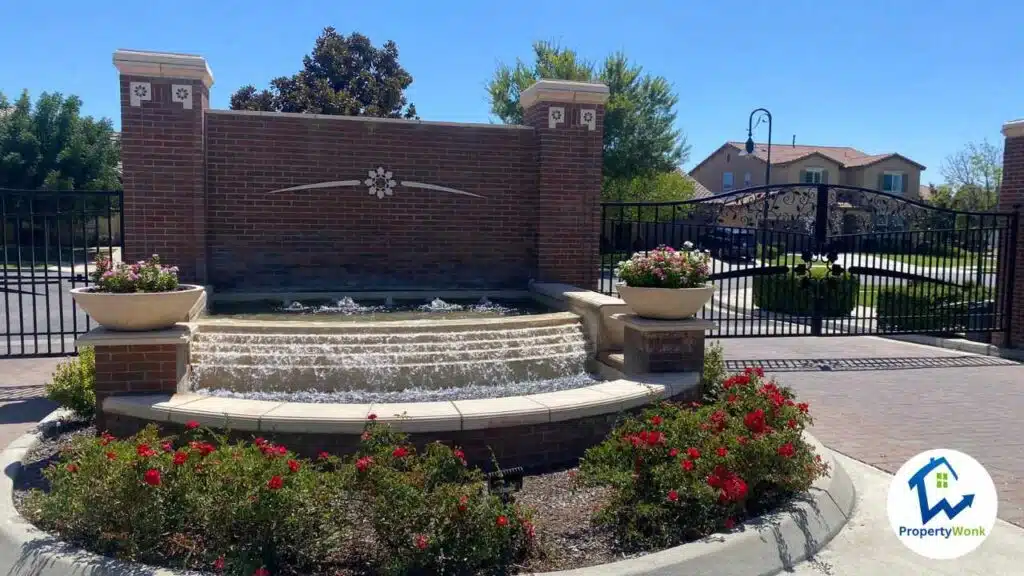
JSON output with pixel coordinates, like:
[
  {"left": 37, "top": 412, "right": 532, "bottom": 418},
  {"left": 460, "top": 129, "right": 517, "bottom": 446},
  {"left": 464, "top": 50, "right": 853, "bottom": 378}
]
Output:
[
  {"left": 577, "top": 368, "right": 829, "bottom": 550},
  {"left": 24, "top": 419, "right": 534, "bottom": 576},
  {"left": 615, "top": 243, "right": 710, "bottom": 289},
  {"left": 90, "top": 254, "right": 179, "bottom": 293}
]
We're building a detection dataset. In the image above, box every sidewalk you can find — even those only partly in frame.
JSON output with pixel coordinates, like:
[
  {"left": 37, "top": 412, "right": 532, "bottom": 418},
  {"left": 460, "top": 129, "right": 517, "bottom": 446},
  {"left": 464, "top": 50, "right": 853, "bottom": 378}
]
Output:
[
  {"left": 790, "top": 450, "right": 1023, "bottom": 575},
  {"left": 0, "top": 358, "right": 59, "bottom": 450}
]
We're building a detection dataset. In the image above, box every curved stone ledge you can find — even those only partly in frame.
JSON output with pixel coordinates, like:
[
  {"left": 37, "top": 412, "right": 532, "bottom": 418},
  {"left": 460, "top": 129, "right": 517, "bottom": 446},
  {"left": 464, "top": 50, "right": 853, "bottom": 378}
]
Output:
[
  {"left": 0, "top": 413, "right": 854, "bottom": 576},
  {"left": 192, "top": 311, "right": 581, "bottom": 334}
]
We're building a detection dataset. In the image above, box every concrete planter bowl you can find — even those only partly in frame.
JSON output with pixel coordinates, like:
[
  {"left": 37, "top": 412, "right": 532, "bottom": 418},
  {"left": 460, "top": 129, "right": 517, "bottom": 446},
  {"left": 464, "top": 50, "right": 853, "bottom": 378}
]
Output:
[
  {"left": 616, "top": 284, "right": 714, "bottom": 320},
  {"left": 71, "top": 285, "right": 205, "bottom": 331}
]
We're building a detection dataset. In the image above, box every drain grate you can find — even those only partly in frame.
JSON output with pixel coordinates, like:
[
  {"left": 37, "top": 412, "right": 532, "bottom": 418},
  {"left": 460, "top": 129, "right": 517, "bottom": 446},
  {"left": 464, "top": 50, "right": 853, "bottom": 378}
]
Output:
[{"left": 725, "top": 355, "right": 1017, "bottom": 373}]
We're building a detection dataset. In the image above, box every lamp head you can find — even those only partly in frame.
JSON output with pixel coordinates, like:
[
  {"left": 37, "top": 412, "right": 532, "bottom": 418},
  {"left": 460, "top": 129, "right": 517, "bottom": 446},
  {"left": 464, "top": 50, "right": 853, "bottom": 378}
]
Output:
[{"left": 745, "top": 136, "right": 755, "bottom": 155}]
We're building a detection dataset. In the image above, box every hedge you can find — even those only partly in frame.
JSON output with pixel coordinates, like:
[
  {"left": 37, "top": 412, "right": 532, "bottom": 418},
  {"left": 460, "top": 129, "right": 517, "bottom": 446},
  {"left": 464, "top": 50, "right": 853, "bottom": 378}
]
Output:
[
  {"left": 752, "top": 267, "right": 859, "bottom": 317},
  {"left": 875, "top": 282, "right": 992, "bottom": 332}
]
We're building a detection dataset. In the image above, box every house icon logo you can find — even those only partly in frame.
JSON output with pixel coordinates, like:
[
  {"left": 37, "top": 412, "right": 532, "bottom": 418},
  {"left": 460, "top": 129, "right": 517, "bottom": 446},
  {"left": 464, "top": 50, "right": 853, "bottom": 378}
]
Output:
[{"left": 887, "top": 449, "right": 998, "bottom": 560}]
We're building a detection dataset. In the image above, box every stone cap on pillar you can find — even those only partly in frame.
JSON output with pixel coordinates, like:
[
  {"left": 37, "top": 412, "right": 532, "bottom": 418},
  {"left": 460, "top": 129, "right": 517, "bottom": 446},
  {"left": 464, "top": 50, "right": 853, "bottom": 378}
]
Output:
[
  {"left": 520, "top": 79, "right": 610, "bottom": 109},
  {"left": 1003, "top": 119, "right": 1024, "bottom": 138},
  {"left": 113, "top": 49, "right": 214, "bottom": 88}
]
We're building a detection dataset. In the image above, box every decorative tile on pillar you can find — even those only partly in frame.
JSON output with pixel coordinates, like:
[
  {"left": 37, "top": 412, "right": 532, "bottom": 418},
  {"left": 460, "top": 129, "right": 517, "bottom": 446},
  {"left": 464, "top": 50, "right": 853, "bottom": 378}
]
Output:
[
  {"left": 171, "top": 84, "right": 193, "bottom": 110},
  {"left": 129, "top": 82, "right": 151, "bottom": 107},
  {"left": 548, "top": 106, "right": 565, "bottom": 129},
  {"left": 581, "top": 109, "right": 597, "bottom": 131}
]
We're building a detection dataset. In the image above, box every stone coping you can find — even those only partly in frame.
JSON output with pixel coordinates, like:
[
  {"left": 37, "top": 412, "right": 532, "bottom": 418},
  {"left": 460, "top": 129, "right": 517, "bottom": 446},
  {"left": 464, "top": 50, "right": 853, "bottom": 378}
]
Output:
[
  {"left": 529, "top": 281, "right": 625, "bottom": 308},
  {"left": 103, "top": 372, "right": 700, "bottom": 434},
  {"left": 0, "top": 410, "right": 854, "bottom": 576},
  {"left": 611, "top": 314, "right": 717, "bottom": 332},
  {"left": 520, "top": 79, "right": 610, "bottom": 109},
  {"left": 113, "top": 49, "right": 214, "bottom": 88},
  {"left": 210, "top": 289, "right": 533, "bottom": 303},
  {"left": 192, "top": 311, "right": 581, "bottom": 334},
  {"left": 208, "top": 108, "right": 535, "bottom": 130},
  {"left": 76, "top": 325, "right": 192, "bottom": 348}
]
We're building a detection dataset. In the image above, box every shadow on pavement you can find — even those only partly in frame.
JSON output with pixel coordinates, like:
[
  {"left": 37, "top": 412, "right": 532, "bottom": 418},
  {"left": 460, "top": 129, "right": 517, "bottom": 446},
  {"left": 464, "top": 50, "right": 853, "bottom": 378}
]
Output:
[{"left": 0, "top": 398, "right": 56, "bottom": 426}]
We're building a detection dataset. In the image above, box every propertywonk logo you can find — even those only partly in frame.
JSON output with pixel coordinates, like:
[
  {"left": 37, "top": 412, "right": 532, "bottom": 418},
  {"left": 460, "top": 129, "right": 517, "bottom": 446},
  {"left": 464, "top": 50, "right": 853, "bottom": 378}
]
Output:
[{"left": 886, "top": 449, "right": 997, "bottom": 559}]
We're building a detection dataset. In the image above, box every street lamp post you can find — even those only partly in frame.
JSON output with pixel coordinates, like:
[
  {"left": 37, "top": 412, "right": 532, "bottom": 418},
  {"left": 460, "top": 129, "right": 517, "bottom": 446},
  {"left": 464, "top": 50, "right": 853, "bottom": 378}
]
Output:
[{"left": 742, "top": 108, "right": 773, "bottom": 248}]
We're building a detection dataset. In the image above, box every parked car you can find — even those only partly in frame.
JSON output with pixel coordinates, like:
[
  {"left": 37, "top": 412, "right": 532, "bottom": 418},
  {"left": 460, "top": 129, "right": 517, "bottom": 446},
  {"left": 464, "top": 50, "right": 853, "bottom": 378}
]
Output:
[{"left": 701, "top": 227, "right": 757, "bottom": 261}]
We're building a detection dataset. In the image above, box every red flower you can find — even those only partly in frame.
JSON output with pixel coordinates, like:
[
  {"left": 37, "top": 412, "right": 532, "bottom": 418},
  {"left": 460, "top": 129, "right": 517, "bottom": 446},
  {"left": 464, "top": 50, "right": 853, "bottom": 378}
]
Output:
[
  {"left": 173, "top": 451, "right": 188, "bottom": 466},
  {"left": 190, "top": 441, "right": 215, "bottom": 456},
  {"left": 717, "top": 447, "right": 729, "bottom": 458},
  {"left": 744, "top": 366, "right": 765, "bottom": 378},
  {"left": 99, "top": 432, "right": 115, "bottom": 446},
  {"left": 668, "top": 448, "right": 679, "bottom": 457},
  {"left": 743, "top": 409, "right": 767, "bottom": 434},
  {"left": 709, "top": 410, "right": 728, "bottom": 433},
  {"left": 667, "top": 489, "right": 679, "bottom": 502},
  {"left": 686, "top": 447, "right": 701, "bottom": 460},
  {"left": 275, "top": 445, "right": 287, "bottom": 456},
  {"left": 415, "top": 534, "right": 429, "bottom": 550},
  {"left": 649, "top": 415, "right": 663, "bottom": 426},
  {"left": 317, "top": 451, "right": 330, "bottom": 460},
  {"left": 360, "top": 431, "right": 371, "bottom": 441},
  {"left": 524, "top": 520, "right": 536, "bottom": 540},
  {"left": 65, "top": 463, "right": 78, "bottom": 473},
  {"left": 682, "top": 459, "right": 694, "bottom": 471},
  {"left": 254, "top": 437, "right": 267, "bottom": 446},
  {"left": 392, "top": 446, "right": 410, "bottom": 458},
  {"left": 624, "top": 430, "right": 665, "bottom": 448},
  {"left": 161, "top": 442, "right": 173, "bottom": 453},
  {"left": 797, "top": 402, "right": 809, "bottom": 414},
  {"left": 105, "top": 451, "right": 117, "bottom": 461},
  {"left": 453, "top": 448, "right": 466, "bottom": 465},
  {"left": 457, "top": 494, "right": 469, "bottom": 512},
  {"left": 727, "top": 394, "right": 738, "bottom": 404},
  {"left": 367, "top": 413, "right": 377, "bottom": 421},
  {"left": 787, "top": 419, "right": 798, "bottom": 429},
  {"left": 778, "top": 443, "right": 796, "bottom": 458},
  {"left": 267, "top": 475, "right": 284, "bottom": 490},
  {"left": 136, "top": 443, "right": 156, "bottom": 458},
  {"left": 737, "top": 436, "right": 749, "bottom": 445},
  {"left": 356, "top": 456, "right": 374, "bottom": 473},
  {"left": 143, "top": 468, "right": 161, "bottom": 486},
  {"left": 213, "top": 556, "right": 225, "bottom": 571},
  {"left": 287, "top": 459, "right": 300, "bottom": 473},
  {"left": 185, "top": 420, "right": 200, "bottom": 430},
  {"left": 496, "top": 515, "right": 509, "bottom": 527},
  {"left": 707, "top": 466, "right": 748, "bottom": 503},
  {"left": 254, "top": 569, "right": 270, "bottom": 576},
  {"left": 724, "top": 517, "right": 736, "bottom": 530},
  {"left": 723, "top": 373, "right": 750, "bottom": 389}
]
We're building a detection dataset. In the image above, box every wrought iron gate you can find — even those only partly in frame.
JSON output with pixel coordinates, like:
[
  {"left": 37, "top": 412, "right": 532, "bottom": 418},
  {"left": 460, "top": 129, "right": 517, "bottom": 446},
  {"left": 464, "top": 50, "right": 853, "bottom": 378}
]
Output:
[
  {"left": 599, "top": 184, "right": 1018, "bottom": 338},
  {"left": 1, "top": 188, "right": 124, "bottom": 357}
]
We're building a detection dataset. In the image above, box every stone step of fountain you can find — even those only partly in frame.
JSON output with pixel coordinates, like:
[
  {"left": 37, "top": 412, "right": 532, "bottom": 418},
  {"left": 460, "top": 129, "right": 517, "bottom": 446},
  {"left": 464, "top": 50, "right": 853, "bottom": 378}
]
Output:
[
  {"left": 190, "top": 352, "right": 588, "bottom": 392},
  {"left": 190, "top": 332, "right": 587, "bottom": 355},
  {"left": 193, "top": 311, "right": 581, "bottom": 335},
  {"left": 190, "top": 340, "right": 586, "bottom": 367},
  {"left": 190, "top": 325, "right": 585, "bottom": 347}
]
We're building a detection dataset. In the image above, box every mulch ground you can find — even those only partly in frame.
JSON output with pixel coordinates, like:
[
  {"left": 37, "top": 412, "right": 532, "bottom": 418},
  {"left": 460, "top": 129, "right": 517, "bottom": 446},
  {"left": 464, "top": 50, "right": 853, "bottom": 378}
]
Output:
[{"left": 12, "top": 422, "right": 657, "bottom": 574}]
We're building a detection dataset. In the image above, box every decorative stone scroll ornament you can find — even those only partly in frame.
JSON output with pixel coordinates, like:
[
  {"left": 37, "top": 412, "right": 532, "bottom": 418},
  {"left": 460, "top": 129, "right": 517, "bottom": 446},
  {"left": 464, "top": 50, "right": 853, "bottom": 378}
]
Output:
[
  {"left": 171, "top": 84, "right": 192, "bottom": 110},
  {"left": 548, "top": 106, "right": 565, "bottom": 129},
  {"left": 129, "top": 82, "right": 151, "bottom": 107},
  {"left": 581, "top": 109, "right": 597, "bottom": 131},
  {"left": 268, "top": 166, "right": 484, "bottom": 199}
]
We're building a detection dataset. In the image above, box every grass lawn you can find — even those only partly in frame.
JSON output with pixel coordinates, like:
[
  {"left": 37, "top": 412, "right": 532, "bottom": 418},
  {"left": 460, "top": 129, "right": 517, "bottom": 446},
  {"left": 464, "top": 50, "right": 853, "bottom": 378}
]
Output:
[{"left": 875, "top": 252, "right": 995, "bottom": 270}]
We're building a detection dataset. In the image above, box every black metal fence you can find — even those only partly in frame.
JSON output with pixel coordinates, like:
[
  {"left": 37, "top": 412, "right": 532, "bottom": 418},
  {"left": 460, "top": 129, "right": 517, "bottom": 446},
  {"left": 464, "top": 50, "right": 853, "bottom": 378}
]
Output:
[
  {"left": 600, "top": 183, "right": 1018, "bottom": 338},
  {"left": 1, "top": 188, "right": 124, "bottom": 357}
]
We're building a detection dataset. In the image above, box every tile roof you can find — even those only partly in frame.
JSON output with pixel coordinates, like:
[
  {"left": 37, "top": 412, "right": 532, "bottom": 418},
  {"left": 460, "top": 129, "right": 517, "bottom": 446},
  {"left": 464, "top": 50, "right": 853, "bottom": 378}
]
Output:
[
  {"left": 723, "top": 142, "right": 925, "bottom": 170},
  {"left": 686, "top": 173, "right": 715, "bottom": 199}
]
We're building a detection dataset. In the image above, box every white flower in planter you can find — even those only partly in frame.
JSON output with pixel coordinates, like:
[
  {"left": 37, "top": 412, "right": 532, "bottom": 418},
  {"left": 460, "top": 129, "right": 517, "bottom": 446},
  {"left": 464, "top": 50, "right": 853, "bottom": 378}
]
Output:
[{"left": 365, "top": 167, "right": 397, "bottom": 199}]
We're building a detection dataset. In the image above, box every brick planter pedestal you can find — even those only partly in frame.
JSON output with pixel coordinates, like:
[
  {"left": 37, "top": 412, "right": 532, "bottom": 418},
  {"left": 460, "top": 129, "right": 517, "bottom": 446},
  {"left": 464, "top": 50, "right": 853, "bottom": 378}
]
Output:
[{"left": 612, "top": 314, "right": 716, "bottom": 376}]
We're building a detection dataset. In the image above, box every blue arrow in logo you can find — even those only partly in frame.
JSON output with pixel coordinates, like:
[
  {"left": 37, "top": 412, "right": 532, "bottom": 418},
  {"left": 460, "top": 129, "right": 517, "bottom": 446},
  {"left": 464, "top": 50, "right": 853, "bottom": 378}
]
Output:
[{"left": 907, "top": 457, "right": 975, "bottom": 524}]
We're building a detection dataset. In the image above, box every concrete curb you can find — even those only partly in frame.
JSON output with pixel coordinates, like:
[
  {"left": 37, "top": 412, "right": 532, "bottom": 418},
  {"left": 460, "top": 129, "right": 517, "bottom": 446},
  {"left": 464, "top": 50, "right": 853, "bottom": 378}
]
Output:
[
  {"left": 882, "top": 334, "right": 1024, "bottom": 362},
  {"left": 0, "top": 415, "right": 854, "bottom": 576}
]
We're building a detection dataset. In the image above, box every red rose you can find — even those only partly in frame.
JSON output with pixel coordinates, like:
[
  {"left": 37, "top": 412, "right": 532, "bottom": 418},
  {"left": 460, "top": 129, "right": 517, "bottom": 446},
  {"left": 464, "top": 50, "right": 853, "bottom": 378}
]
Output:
[
  {"left": 650, "top": 415, "right": 663, "bottom": 426},
  {"left": 797, "top": 402, "right": 809, "bottom": 414},
  {"left": 722, "top": 476, "right": 748, "bottom": 502},
  {"left": 173, "top": 451, "right": 188, "bottom": 466},
  {"left": 267, "top": 475, "right": 284, "bottom": 490},
  {"left": 453, "top": 448, "right": 466, "bottom": 465},
  {"left": 743, "top": 409, "right": 767, "bottom": 434},
  {"left": 360, "top": 431, "right": 371, "bottom": 441},
  {"left": 458, "top": 494, "right": 469, "bottom": 512},
  {"left": 686, "top": 447, "right": 701, "bottom": 460},
  {"left": 287, "top": 459, "right": 300, "bottom": 473},
  {"left": 415, "top": 534, "right": 429, "bottom": 550},
  {"left": 669, "top": 448, "right": 679, "bottom": 457},
  {"left": 213, "top": 556, "right": 225, "bottom": 571},
  {"left": 738, "top": 436, "right": 749, "bottom": 445},
  {"left": 99, "top": 432, "right": 115, "bottom": 446},
  {"left": 143, "top": 468, "right": 161, "bottom": 486},
  {"left": 161, "top": 442, "right": 173, "bottom": 453},
  {"left": 274, "top": 445, "right": 286, "bottom": 456},
  {"left": 787, "top": 419, "right": 797, "bottom": 429},
  {"left": 717, "top": 447, "right": 728, "bottom": 458},
  {"left": 392, "top": 446, "right": 410, "bottom": 458},
  {"left": 105, "top": 451, "right": 117, "bottom": 461},
  {"left": 65, "top": 463, "right": 78, "bottom": 473},
  {"left": 136, "top": 443, "right": 156, "bottom": 458},
  {"left": 185, "top": 420, "right": 200, "bottom": 430},
  {"left": 727, "top": 394, "right": 738, "bottom": 404},
  {"left": 709, "top": 410, "right": 728, "bottom": 432},
  {"left": 356, "top": 456, "right": 374, "bottom": 473},
  {"left": 254, "top": 568, "right": 270, "bottom": 576},
  {"left": 254, "top": 437, "right": 267, "bottom": 446},
  {"left": 496, "top": 515, "right": 509, "bottom": 527},
  {"left": 667, "top": 489, "right": 679, "bottom": 502},
  {"left": 317, "top": 451, "right": 330, "bottom": 460},
  {"left": 367, "top": 413, "right": 377, "bottom": 421},
  {"left": 778, "top": 443, "right": 796, "bottom": 458},
  {"left": 682, "top": 459, "right": 694, "bottom": 471}
]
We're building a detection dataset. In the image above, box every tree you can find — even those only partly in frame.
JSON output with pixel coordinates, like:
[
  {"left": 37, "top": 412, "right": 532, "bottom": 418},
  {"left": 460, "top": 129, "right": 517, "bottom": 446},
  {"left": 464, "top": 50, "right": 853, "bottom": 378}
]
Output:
[
  {"left": 487, "top": 42, "right": 690, "bottom": 184},
  {"left": 939, "top": 140, "right": 1002, "bottom": 211},
  {"left": 230, "top": 28, "right": 418, "bottom": 119},
  {"left": 0, "top": 90, "right": 120, "bottom": 190}
]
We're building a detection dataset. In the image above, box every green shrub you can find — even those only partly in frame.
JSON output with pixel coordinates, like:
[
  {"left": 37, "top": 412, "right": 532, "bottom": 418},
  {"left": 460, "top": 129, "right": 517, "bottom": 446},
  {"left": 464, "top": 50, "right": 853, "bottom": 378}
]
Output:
[
  {"left": 44, "top": 347, "right": 96, "bottom": 420},
  {"left": 701, "top": 341, "right": 727, "bottom": 403},
  {"left": 876, "top": 282, "right": 992, "bottom": 332},
  {"left": 24, "top": 420, "right": 534, "bottom": 576},
  {"left": 755, "top": 244, "right": 779, "bottom": 261},
  {"left": 752, "top": 267, "right": 859, "bottom": 317},
  {"left": 578, "top": 368, "right": 828, "bottom": 551}
]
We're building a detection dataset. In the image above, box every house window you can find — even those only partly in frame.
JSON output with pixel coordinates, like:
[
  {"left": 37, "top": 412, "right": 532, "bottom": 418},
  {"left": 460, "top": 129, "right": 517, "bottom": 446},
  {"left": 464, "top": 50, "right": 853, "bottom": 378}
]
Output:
[
  {"left": 723, "top": 172, "right": 734, "bottom": 191},
  {"left": 882, "top": 172, "right": 904, "bottom": 194},
  {"left": 743, "top": 172, "right": 752, "bottom": 187},
  {"left": 802, "top": 167, "right": 825, "bottom": 184}
]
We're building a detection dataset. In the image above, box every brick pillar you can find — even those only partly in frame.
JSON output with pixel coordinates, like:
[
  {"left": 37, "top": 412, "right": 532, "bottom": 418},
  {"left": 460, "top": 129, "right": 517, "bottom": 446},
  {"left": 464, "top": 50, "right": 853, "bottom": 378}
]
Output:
[
  {"left": 521, "top": 80, "right": 609, "bottom": 288},
  {"left": 112, "top": 50, "right": 213, "bottom": 284},
  {"left": 996, "top": 119, "right": 1024, "bottom": 348}
]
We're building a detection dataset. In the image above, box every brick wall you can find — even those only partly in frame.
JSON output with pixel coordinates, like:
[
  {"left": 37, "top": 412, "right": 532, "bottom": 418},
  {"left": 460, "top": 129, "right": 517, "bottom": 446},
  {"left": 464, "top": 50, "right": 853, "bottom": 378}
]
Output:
[
  {"left": 94, "top": 343, "right": 181, "bottom": 431},
  {"left": 997, "top": 125, "right": 1024, "bottom": 347},
  {"left": 204, "top": 112, "right": 539, "bottom": 291}
]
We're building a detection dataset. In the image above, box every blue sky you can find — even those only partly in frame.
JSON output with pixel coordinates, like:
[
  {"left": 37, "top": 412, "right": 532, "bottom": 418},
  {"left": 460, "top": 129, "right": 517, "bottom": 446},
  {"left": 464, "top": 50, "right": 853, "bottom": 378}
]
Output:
[{"left": 2, "top": 0, "right": 1020, "bottom": 183}]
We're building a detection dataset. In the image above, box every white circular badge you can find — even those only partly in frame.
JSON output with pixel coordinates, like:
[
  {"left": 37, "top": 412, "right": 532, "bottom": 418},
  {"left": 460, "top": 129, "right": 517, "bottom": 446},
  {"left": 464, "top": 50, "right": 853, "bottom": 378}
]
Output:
[{"left": 887, "top": 449, "right": 997, "bottom": 559}]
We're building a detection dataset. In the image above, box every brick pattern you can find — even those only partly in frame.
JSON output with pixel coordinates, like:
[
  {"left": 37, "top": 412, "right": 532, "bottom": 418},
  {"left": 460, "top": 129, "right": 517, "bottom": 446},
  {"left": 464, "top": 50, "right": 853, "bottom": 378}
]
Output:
[
  {"left": 524, "top": 103, "right": 605, "bottom": 289},
  {"left": 204, "top": 113, "right": 538, "bottom": 291},
  {"left": 623, "top": 328, "right": 705, "bottom": 373},
  {"left": 94, "top": 344, "right": 180, "bottom": 431},
  {"left": 119, "top": 76, "right": 208, "bottom": 284},
  {"left": 997, "top": 132, "right": 1024, "bottom": 347}
]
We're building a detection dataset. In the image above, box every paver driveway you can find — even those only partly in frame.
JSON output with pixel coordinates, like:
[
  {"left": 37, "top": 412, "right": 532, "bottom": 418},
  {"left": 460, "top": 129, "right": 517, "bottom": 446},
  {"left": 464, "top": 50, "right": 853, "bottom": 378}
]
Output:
[{"left": 714, "top": 335, "right": 1024, "bottom": 527}]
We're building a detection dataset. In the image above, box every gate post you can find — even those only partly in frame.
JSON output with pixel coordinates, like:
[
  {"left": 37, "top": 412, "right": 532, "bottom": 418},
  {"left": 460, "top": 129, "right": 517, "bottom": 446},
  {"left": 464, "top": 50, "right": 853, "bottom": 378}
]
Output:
[
  {"left": 995, "top": 119, "right": 1024, "bottom": 348},
  {"left": 112, "top": 50, "right": 212, "bottom": 284}
]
